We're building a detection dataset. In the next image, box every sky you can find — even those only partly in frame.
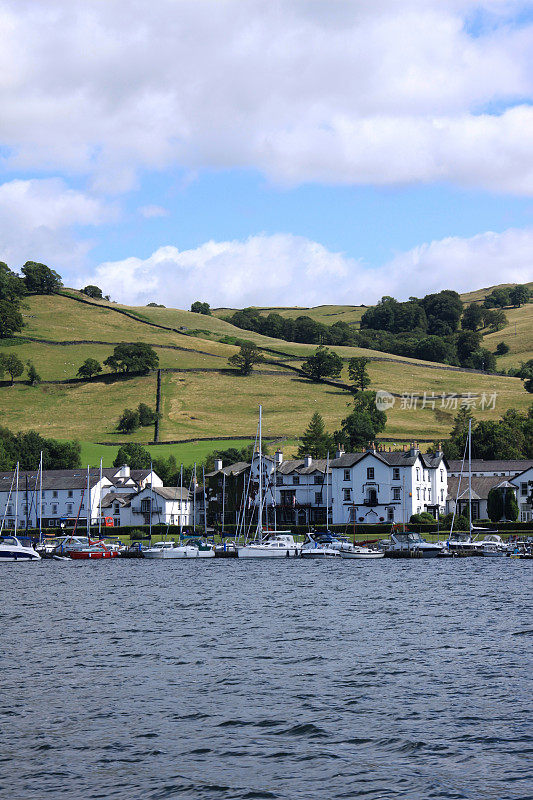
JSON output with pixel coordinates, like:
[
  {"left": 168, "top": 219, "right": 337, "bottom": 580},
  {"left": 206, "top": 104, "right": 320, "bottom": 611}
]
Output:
[{"left": 0, "top": 0, "right": 532, "bottom": 308}]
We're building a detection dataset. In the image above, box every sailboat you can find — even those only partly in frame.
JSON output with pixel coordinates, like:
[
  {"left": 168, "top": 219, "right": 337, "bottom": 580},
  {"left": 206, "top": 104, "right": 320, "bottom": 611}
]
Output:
[
  {"left": 447, "top": 420, "right": 483, "bottom": 555},
  {"left": 0, "top": 464, "right": 41, "bottom": 562},
  {"left": 238, "top": 406, "right": 300, "bottom": 558}
]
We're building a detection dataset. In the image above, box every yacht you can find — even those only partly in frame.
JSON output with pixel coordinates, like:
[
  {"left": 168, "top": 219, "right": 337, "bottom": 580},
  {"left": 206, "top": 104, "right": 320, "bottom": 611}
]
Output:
[
  {"left": 386, "top": 530, "right": 444, "bottom": 558},
  {"left": 0, "top": 535, "right": 41, "bottom": 562},
  {"left": 338, "top": 543, "right": 385, "bottom": 559},
  {"left": 300, "top": 532, "right": 341, "bottom": 558},
  {"left": 238, "top": 532, "right": 300, "bottom": 558},
  {"left": 143, "top": 540, "right": 214, "bottom": 559},
  {"left": 476, "top": 533, "right": 508, "bottom": 557}
]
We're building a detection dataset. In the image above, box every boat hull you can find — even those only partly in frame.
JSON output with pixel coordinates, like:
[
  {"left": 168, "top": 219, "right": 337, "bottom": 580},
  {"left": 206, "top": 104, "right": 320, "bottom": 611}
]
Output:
[
  {"left": 238, "top": 547, "right": 299, "bottom": 558},
  {"left": 70, "top": 550, "right": 118, "bottom": 560},
  {"left": 340, "top": 550, "right": 384, "bottom": 559},
  {"left": 0, "top": 549, "right": 40, "bottom": 561}
]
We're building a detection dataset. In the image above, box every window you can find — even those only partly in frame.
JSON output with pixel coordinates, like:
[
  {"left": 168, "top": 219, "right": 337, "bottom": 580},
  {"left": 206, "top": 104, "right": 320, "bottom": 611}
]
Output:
[
  {"left": 344, "top": 469, "right": 350, "bottom": 481},
  {"left": 343, "top": 488, "right": 351, "bottom": 501},
  {"left": 392, "top": 488, "right": 401, "bottom": 501},
  {"left": 315, "top": 492, "right": 322, "bottom": 505},
  {"left": 80, "top": 503, "right": 84, "bottom": 509},
  {"left": 114, "top": 505, "right": 120, "bottom": 513},
  {"left": 416, "top": 468, "right": 420, "bottom": 481},
  {"left": 416, "top": 488, "right": 420, "bottom": 500},
  {"left": 367, "top": 467, "right": 374, "bottom": 480},
  {"left": 68, "top": 490, "right": 73, "bottom": 498},
  {"left": 6, "top": 505, "right": 12, "bottom": 515},
  {"left": 440, "top": 489, "right": 444, "bottom": 502},
  {"left": 521, "top": 483, "right": 528, "bottom": 496},
  {"left": 53, "top": 490, "right": 58, "bottom": 498},
  {"left": 393, "top": 468, "right": 400, "bottom": 480},
  {"left": 141, "top": 499, "right": 151, "bottom": 512},
  {"left": 42, "top": 491, "right": 46, "bottom": 498},
  {"left": 67, "top": 504, "right": 73, "bottom": 513},
  {"left": 276, "top": 475, "right": 283, "bottom": 486},
  {"left": 52, "top": 505, "right": 58, "bottom": 514},
  {"left": 440, "top": 470, "right": 444, "bottom": 482},
  {"left": 292, "top": 476, "right": 300, "bottom": 485},
  {"left": 387, "top": 508, "right": 394, "bottom": 521},
  {"left": 314, "top": 475, "right": 322, "bottom": 485}
]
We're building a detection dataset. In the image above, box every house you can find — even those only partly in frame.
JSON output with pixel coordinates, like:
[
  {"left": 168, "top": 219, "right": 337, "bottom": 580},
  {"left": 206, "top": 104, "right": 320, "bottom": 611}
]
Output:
[
  {"left": 110, "top": 486, "right": 194, "bottom": 528},
  {"left": 272, "top": 452, "right": 330, "bottom": 526},
  {"left": 330, "top": 444, "right": 447, "bottom": 525},
  {"left": 205, "top": 458, "right": 251, "bottom": 528},
  {"left": 447, "top": 459, "right": 533, "bottom": 478},
  {"left": 510, "top": 466, "right": 533, "bottom": 521},
  {"left": 446, "top": 476, "right": 518, "bottom": 520},
  {"left": 0, "top": 464, "right": 161, "bottom": 530}
]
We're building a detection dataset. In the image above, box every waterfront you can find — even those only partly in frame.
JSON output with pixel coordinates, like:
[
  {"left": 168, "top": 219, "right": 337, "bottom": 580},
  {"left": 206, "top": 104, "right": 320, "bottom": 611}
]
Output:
[{"left": 2, "top": 559, "right": 531, "bottom": 800}]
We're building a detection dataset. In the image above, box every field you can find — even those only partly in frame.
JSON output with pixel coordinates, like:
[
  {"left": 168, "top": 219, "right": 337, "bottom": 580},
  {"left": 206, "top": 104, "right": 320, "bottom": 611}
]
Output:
[{"left": 1, "top": 286, "right": 531, "bottom": 467}]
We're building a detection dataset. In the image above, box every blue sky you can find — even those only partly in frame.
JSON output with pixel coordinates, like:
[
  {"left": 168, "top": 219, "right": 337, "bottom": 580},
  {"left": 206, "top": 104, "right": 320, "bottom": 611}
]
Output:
[{"left": 0, "top": 0, "right": 532, "bottom": 308}]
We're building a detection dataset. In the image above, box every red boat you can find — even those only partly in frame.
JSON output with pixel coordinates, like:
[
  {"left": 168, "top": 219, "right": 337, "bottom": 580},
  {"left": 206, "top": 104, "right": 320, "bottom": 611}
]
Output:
[{"left": 69, "top": 541, "right": 119, "bottom": 560}]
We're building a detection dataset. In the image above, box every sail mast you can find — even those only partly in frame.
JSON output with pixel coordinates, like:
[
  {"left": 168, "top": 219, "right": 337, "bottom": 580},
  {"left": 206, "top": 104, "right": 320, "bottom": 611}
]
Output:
[
  {"left": 39, "top": 451, "right": 43, "bottom": 543},
  {"left": 98, "top": 457, "right": 102, "bottom": 538},
  {"left": 258, "top": 405, "right": 263, "bottom": 539},
  {"left": 468, "top": 418, "right": 472, "bottom": 537},
  {"left": 180, "top": 463, "right": 183, "bottom": 538},
  {"left": 87, "top": 464, "right": 90, "bottom": 539}
]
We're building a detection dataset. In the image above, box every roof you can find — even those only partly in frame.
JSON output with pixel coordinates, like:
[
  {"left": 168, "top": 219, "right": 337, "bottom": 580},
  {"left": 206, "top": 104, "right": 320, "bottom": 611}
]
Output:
[
  {"left": 0, "top": 468, "right": 113, "bottom": 492},
  {"left": 447, "top": 475, "right": 517, "bottom": 501},
  {"left": 205, "top": 461, "right": 250, "bottom": 478},
  {"left": 277, "top": 458, "right": 329, "bottom": 475},
  {"left": 330, "top": 450, "right": 444, "bottom": 469},
  {"left": 100, "top": 492, "right": 136, "bottom": 508},
  {"left": 151, "top": 486, "right": 190, "bottom": 501},
  {"left": 447, "top": 459, "right": 533, "bottom": 475}
]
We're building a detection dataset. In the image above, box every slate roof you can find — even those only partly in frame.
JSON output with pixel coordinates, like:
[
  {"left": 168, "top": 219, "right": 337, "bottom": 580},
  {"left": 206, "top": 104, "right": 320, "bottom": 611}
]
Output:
[
  {"left": 447, "top": 475, "right": 517, "bottom": 501},
  {"left": 330, "top": 450, "right": 445, "bottom": 469},
  {"left": 0, "top": 467, "right": 157, "bottom": 494},
  {"left": 100, "top": 492, "right": 136, "bottom": 508},
  {"left": 447, "top": 459, "right": 533, "bottom": 475},
  {"left": 277, "top": 458, "right": 329, "bottom": 475},
  {"left": 151, "top": 487, "right": 190, "bottom": 501},
  {"left": 205, "top": 461, "right": 250, "bottom": 478}
]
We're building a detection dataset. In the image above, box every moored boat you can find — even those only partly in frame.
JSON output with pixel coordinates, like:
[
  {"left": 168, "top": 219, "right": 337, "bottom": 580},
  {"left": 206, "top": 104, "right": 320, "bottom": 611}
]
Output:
[
  {"left": 69, "top": 541, "right": 119, "bottom": 560},
  {"left": 0, "top": 535, "right": 41, "bottom": 562},
  {"left": 238, "top": 532, "right": 300, "bottom": 558},
  {"left": 300, "top": 532, "right": 341, "bottom": 558}
]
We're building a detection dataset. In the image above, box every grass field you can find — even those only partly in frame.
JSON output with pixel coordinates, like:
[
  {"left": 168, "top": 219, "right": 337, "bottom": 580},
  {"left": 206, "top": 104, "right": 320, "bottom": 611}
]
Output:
[
  {"left": 213, "top": 304, "right": 366, "bottom": 326},
  {"left": 1, "top": 287, "right": 531, "bottom": 459}
]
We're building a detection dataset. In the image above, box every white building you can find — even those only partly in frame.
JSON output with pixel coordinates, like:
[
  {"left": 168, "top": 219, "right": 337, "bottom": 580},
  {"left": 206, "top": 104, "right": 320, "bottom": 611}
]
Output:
[
  {"left": 446, "top": 476, "right": 517, "bottom": 520},
  {"left": 447, "top": 459, "right": 533, "bottom": 478},
  {"left": 511, "top": 467, "right": 533, "bottom": 521},
  {"left": 329, "top": 444, "right": 447, "bottom": 526},
  {"left": 103, "top": 486, "right": 194, "bottom": 528},
  {"left": 271, "top": 452, "right": 330, "bottom": 526},
  {"left": 0, "top": 465, "right": 161, "bottom": 530}
]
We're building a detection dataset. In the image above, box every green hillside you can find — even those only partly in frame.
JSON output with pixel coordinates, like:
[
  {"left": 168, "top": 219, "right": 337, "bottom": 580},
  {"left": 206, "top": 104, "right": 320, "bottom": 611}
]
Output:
[{"left": 1, "top": 287, "right": 531, "bottom": 465}]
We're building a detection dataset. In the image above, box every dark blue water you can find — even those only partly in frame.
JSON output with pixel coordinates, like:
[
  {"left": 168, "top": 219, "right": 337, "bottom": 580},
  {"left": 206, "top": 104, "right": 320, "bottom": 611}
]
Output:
[{"left": 1, "top": 559, "right": 531, "bottom": 800}]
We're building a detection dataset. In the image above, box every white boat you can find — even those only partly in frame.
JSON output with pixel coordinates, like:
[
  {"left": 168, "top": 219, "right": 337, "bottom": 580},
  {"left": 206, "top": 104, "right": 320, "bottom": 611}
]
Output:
[
  {"left": 338, "top": 543, "right": 385, "bottom": 559},
  {"left": 143, "top": 540, "right": 214, "bottom": 559},
  {"left": 238, "top": 532, "right": 300, "bottom": 558},
  {"left": 37, "top": 535, "right": 90, "bottom": 557},
  {"left": 476, "top": 533, "right": 508, "bottom": 557},
  {"left": 0, "top": 535, "right": 41, "bottom": 562},
  {"left": 387, "top": 530, "right": 444, "bottom": 558},
  {"left": 446, "top": 531, "right": 483, "bottom": 554},
  {"left": 300, "top": 532, "right": 341, "bottom": 558}
]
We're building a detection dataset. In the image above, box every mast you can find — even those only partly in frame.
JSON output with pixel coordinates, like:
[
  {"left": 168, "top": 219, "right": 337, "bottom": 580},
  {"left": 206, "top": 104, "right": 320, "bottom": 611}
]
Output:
[
  {"left": 39, "top": 452, "right": 43, "bottom": 543},
  {"left": 222, "top": 470, "right": 226, "bottom": 535},
  {"left": 203, "top": 466, "right": 207, "bottom": 537},
  {"left": 25, "top": 474, "right": 29, "bottom": 531},
  {"left": 180, "top": 463, "right": 183, "bottom": 538},
  {"left": 14, "top": 463, "right": 19, "bottom": 537},
  {"left": 149, "top": 461, "right": 153, "bottom": 540},
  {"left": 87, "top": 464, "right": 90, "bottom": 539},
  {"left": 258, "top": 405, "right": 263, "bottom": 539},
  {"left": 193, "top": 463, "right": 197, "bottom": 534},
  {"left": 326, "top": 451, "right": 330, "bottom": 530},
  {"left": 468, "top": 418, "right": 472, "bottom": 537},
  {"left": 98, "top": 457, "right": 102, "bottom": 538}
]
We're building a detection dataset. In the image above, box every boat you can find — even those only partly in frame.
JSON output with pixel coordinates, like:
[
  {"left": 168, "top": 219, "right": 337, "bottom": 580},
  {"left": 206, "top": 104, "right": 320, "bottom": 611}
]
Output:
[
  {"left": 214, "top": 539, "right": 238, "bottom": 558},
  {"left": 446, "top": 419, "right": 483, "bottom": 556},
  {"left": 37, "top": 535, "right": 90, "bottom": 558},
  {"left": 238, "top": 532, "right": 300, "bottom": 558},
  {"left": 338, "top": 542, "right": 385, "bottom": 559},
  {"left": 185, "top": 538, "right": 215, "bottom": 558},
  {"left": 143, "top": 539, "right": 215, "bottom": 558},
  {"left": 446, "top": 531, "right": 483, "bottom": 555},
  {"left": 69, "top": 541, "right": 119, "bottom": 560},
  {"left": 119, "top": 541, "right": 145, "bottom": 558},
  {"left": 476, "top": 533, "right": 509, "bottom": 557},
  {"left": 385, "top": 530, "right": 444, "bottom": 558},
  {"left": 300, "top": 532, "right": 341, "bottom": 558},
  {"left": 0, "top": 535, "right": 41, "bottom": 562}
]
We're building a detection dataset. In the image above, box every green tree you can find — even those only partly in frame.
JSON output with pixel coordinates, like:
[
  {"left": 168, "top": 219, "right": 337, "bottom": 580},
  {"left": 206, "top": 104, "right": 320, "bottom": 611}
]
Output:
[
  {"left": 104, "top": 342, "right": 159, "bottom": 374},
  {"left": 336, "top": 391, "right": 387, "bottom": 451},
  {"left": 0, "top": 353, "right": 24, "bottom": 384},
  {"left": 509, "top": 285, "right": 530, "bottom": 307},
  {"left": 117, "top": 408, "right": 141, "bottom": 434},
  {"left": 77, "top": 358, "right": 102, "bottom": 379},
  {"left": 462, "top": 303, "right": 484, "bottom": 330},
  {"left": 137, "top": 402, "right": 159, "bottom": 426},
  {"left": 525, "top": 377, "right": 533, "bottom": 393},
  {"left": 82, "top": 285, "right": 103, "bottom": 299},
  {"left": 348, "top": 356, "right": 371, "bottom": 391},
  {"left": 0, "top": 262, "right": 26, "bottom": 302},
  {"left": 190, "top": 301, "right": 212, "bottom": 315},
  {"left": 113, "top": 442, "right": 152, "bottom": 469},
  {"left": 495, "top": 341, "right": 509, "bottom": 356},
  {"left": 0, "top": 300, "right": 24, "bottom": 338},
  {"left": 482, "top": 308, "right": 507, "bottom": 330},
  {"left": 301, "top": 346, "right": 343, "bottom": 382},
  {"left": 21, "top": 261, "right": 62, "bottom": 294},
  {"left": 26, "top": 361, "right": 41, "bottom": 386},
  {"left": 483, "top": 287, "right": 511, "bottom": 308},
  {"left": 297, "top": 412, "right": 334, "bottom": 459},
  {"left": 456, "top": 330, "right": 483, "bottom": 364},
  {"left": 228, "top": 341, "right": 263, "bottom": 375}
]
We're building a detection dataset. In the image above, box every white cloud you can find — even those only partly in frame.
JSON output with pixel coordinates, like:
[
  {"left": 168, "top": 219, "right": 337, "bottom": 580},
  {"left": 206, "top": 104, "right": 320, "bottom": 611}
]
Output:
[
  {"left": 139, "top": 204, "right": 169, "bottom": 218},
  {"left": 84, "top": 227, "right": 533, "bottom": 308},
  {"left": 0, "top": 178, "right": 114, "bottom": 270},
  {"left": 0, "top": 0, "right": 531, "bottom": 193}
]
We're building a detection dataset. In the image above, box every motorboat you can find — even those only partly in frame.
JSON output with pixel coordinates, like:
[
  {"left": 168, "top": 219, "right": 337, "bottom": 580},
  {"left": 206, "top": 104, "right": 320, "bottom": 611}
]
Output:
[
  {"left": 238, "top": 532, "right": 300, "bottom": 558},
  {"left": 69, "top": 541, "right": 119, "bottom": 560},
  {"left": 386, "top": 530, "right": 445, "bottom": 558},
  {"left": 476, "top": 533, "right": 509, "bottom": 557},
  {"left": 37, "top": 535, "right": 90, "bottom": 558},
  {"left": 185, "top": 539, "right": 215, "bottom": 558},
  {"left": 143, "top": 540, "right": 215, "bottom": 558},
  {"left": 119, "top": 541, "right": 145, "bottom": 558},
  {"left": 446, "top": 531, "right": 483, "bottom": 555},
  {"left": 300, "top": 532, "right": 341, "bottom": 558},
  {"left": 214, "top": 539, "right": 238, "bottom": 558},
  {"left": 0, "top": 535, "right": 41, "bottom": 562},
  {"left": 338, "top": 543, "right": 385, "bottom": 559}
]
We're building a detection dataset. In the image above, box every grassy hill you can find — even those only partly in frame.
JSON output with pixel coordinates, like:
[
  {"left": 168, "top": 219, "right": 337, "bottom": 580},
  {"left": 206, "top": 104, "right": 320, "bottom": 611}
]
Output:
[{"left": 1, "top": 286, "right": 531, "bottom": 466}]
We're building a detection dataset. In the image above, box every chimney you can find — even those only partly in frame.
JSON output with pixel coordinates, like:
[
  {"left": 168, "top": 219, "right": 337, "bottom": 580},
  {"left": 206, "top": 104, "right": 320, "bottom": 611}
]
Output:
[
  {"left": 274, "top": 449, "right": 283, "bottom": 465},
  {"left": 335, "top": 444, "right": 345, "bottom": 459},
  {"left": 119, "top": 464, "right": 130, "bottom": 478},
  {"left": 304, "top": 454, "right": 312, "bottom": 468},
  {"left": 214, "top": 458, "right": 223, "bottom": 472},
  {"left": 410, "top": 442, "right": 419, "bottom": 457}
]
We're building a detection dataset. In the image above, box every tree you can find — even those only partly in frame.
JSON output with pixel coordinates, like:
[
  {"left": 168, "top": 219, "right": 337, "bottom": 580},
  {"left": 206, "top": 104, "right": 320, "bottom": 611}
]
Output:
[
  {"left": 137, "top": 402, "right": 159, "bottom": 426},
  {"left": 0, "top": 300, "right": 24, "bottom": 338},
  {"left": 113, "top": 442, "right": 152, "bottom": 469},
  {"left": 348, "top": 357, "right": 371, "bottom": 391},
  {"left": 301, "top": 346, "right": 343, "bottom": 382},
  {"left": 117, "top": 408, "right": 141, "bottom": 434},
  {"left": 525, "top": 377, "right": 533, "bottom": 393},
  {"left": 21, "top": 261, "right": 62, "bottom": 294},
  {"left": 77, "top": 358, "right": 103, "bottom": 379},
  {"left": 0, "top": 426, "right": 81, "bottom": 469},
  {"left": 190, "top": 301, "right": 212, "bottom": 315},
  {"left": 483, "top": 287, "right": 511, "bottom": 308},
  {"left": 487, "top": 487, "right": 519, "bottom": 522},
  {"left": 482, "top": 308, "right": 507, "bottom": 330},
  {"left": 82, "top": 285, "right": 103, "bottom": 299},
  {"left": 0, "top": 353, "right": 24, "bottom": 384},
  {"left": 0, "top": 262, "right": 26, "bottom": 302},
  {"left": 228, "top": 341, "right": 263, "bottom": 375},
  {"left": 495, "top": 341, "right": 509, "bottom": 356},
  {"left": 462, "top": 303, "right": 484, "bottom": 330},
  {"left": 509, "top": 285, "right": 530, "bottom": 307},
  {"left": 456, "top": 330, "right": 482, "bottom": 364},
  {"left": 297, "top": 412, "right": 334, "bottom": 459},
  {"left": 335, "top": 391, "right": 387, "bottom": 451},
  {"left": 26, "top": 361, "right": 41, "bottom": 386},
  {"left": 104, "top": 342, "right": 159, "bottom": 374}
]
